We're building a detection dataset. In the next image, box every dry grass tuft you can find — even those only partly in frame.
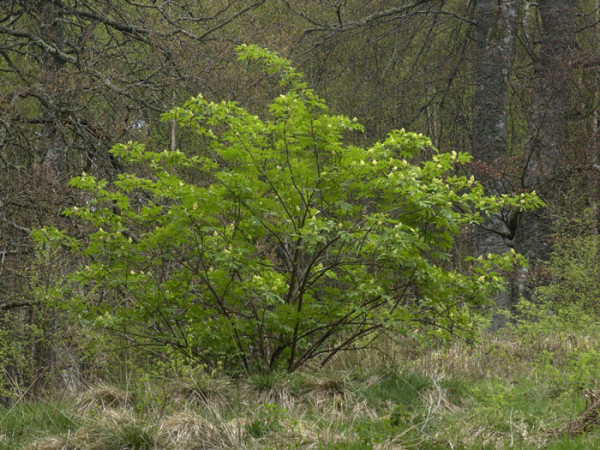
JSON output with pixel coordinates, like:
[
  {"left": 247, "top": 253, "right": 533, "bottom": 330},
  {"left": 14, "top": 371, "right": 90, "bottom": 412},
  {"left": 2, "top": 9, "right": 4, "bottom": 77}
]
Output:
[
  {"left": 243, "top": 374, "right": 296, "bottom": 411},
  {"left": 75, "top": 383, "right": 129, "bottom": 411},
  {"left": 159, "top": 411, "right": 219, "bottom": 448},
  {"left": 24, "top": 437, "right": 67, "bottom": 450},
  {"left": 158, "top": 406, "right": 249, "bottom": 449},
  {"left": 259, "top": 383, "right": 295, "bottom": 409},
  {"left": 72, "top": 408, "right": 159, "bottom": 449},
  {"left": 304, "top": 374, "right": 355, "bottom": 415},
  {"left": 167, "top": 375, "right": 231, "bottom": 407}
]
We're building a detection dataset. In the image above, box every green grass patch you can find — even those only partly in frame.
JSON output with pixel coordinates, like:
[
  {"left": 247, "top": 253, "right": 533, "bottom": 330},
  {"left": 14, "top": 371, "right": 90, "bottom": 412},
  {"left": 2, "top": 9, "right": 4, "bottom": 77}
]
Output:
[
  {"left": 359, "top": 370, "right": 432, "bottom": 411},
  {"left": 0, "top": 399, "right": 80, "bottom": 448}
]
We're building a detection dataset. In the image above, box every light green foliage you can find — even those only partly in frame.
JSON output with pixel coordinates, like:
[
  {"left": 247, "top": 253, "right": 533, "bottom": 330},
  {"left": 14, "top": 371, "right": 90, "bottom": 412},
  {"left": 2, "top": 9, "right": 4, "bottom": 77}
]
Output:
[
  {"left": 511, "top": 209, "right": 600, "bottom": 394},
  {"left": 247, "top": 403, "right": 286, "bottom": 437},
  {"left": 0, "top": 235, "right": 73, "bottom": 396},
  {"left": 0, "top": 314, "right": 28, "bottom": 399},
  {"left": 507, "top": 298, "right": 600, "bottom": 394},
  {"left": 536, "top": 209, "right": 600, "bottom": 311},
  {"left": 38, "top": 44, "right": 540, "bottom": 374}
]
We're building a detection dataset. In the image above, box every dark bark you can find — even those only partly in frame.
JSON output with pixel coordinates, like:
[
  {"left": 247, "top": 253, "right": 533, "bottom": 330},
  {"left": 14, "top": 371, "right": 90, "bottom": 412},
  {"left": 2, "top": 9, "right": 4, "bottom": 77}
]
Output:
[
  {"left": 523, "top": 0, "right": 576, "bottom": 192},
  {"left": 513, "top": 0, "right": 576, "bottom": 296},
  {"left": 472, "top": 0, "right": 518, "bottom": 169},
  {"left": 471, "top": 0, "right": 519, "bottom": 317}
]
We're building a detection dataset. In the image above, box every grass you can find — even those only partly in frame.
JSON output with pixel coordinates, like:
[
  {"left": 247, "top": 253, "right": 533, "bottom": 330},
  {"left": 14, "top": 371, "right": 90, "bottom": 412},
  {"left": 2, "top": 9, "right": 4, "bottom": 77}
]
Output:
[
  {"left": 4, "top": 307, "right": 600, "bottom": 448},
  {"left": 0, "top": 398, "right": 81, "bottom": 449}
]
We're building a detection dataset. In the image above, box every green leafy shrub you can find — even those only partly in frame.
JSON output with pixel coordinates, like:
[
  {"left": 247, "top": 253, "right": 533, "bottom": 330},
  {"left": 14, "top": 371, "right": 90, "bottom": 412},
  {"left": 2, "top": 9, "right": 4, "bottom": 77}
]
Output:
[
  {"left": 38, "top": 45, "right": 540, "bottom": 374},
  {"left": 247, "top": 403, "right": 286, "bottom": 437},
  {"left": 505, "top": 297, "right": 600, "bottom": 396},
  {"left": 506, "top": 210, "right": 600, "bottom": 393},
  {"left": 537, "top": 209, "right": 600, "bottom": 311}
]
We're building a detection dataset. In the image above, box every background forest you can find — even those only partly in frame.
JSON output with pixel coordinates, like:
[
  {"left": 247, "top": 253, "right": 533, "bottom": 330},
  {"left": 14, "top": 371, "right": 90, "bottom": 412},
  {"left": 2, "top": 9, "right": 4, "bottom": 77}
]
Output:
[{"left": 2, "top": 0, "right": 600, "bottom": 448}]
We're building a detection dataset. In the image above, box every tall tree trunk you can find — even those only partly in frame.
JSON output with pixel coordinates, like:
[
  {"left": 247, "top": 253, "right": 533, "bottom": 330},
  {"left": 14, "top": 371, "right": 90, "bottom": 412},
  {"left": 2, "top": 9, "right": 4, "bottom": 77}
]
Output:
[
  {"left": 33, "top": 1, "right": 68, "bottom": 393},
  {"left": 39, "top": 1, "right": 68, "bottom": 179},
  {"left": 513, "top": 0, "right": 576, "bottom": 296},
  {"left": 471, "top": 0, "right": 519, "bottom": 317},
  {"left": 589, "top": 0, "right": 600, "bottom": 232},
  {"left": 472, "top": 0, "right": 518, "bottom": 169},
  {"left": 523, "top": 0, "right": 575, "bottom": 190}
]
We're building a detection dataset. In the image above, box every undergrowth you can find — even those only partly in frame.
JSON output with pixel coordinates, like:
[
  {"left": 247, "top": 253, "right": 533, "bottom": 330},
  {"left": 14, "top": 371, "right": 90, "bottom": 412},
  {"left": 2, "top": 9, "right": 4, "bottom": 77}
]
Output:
[{"left": 2, "top": 300, "right": 600, "bottom": 449}]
